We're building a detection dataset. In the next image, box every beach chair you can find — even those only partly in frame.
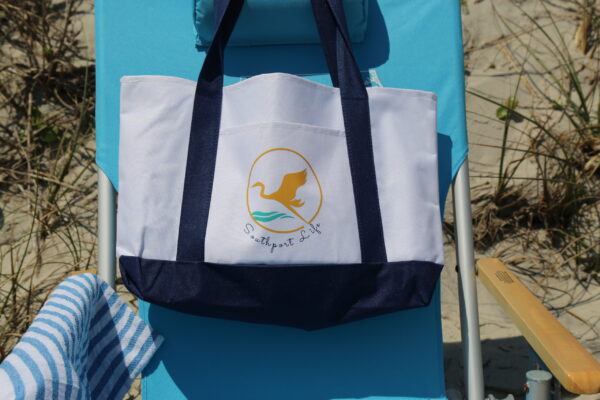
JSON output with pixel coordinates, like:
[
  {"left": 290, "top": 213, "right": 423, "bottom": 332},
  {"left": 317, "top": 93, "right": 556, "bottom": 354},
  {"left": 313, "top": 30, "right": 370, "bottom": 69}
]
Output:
[{"left": 94, "top": 1, "right": 600, "bottom": 399}]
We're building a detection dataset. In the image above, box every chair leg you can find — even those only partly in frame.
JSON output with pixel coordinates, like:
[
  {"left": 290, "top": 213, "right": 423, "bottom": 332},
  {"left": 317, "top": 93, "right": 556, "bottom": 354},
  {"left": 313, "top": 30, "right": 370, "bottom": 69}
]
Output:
[
  {"left": 98, "top": 167, "right": 117, "bottom": 289},
  {"left": 452, "top": 158, "right": 485, "bottom": 400},
  {"left": 525, "top": 370, "right": 553, "bottom": 400}
]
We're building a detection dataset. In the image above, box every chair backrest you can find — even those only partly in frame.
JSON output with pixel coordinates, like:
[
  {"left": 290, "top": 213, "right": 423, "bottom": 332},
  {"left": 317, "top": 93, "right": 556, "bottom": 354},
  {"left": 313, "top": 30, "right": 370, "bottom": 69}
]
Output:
[{"left": 95, "top": 1, "right": 467, "bottom": 398}]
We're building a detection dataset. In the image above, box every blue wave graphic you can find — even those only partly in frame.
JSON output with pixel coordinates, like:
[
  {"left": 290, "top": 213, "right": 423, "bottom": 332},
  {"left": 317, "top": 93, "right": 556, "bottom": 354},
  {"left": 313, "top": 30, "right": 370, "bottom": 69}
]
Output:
[{"left": 252, "top": 211, "right": 294, "bottom": 222}]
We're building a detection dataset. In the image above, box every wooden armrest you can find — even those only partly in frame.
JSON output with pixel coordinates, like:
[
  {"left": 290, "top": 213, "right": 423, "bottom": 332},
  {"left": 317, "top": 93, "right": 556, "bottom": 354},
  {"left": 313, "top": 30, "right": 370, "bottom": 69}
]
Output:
[
  {"left": 70, "top": 269, "right": 98, "bottom": 276},
  {"left": 477, "top": 258, "right": 600, "bottom": 394}
]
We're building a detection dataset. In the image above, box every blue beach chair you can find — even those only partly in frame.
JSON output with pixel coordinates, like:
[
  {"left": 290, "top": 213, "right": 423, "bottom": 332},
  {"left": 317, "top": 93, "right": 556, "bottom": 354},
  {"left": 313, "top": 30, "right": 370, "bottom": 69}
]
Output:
[
  {"left": 95, "top": 1, "right": 600, "bottom": 398},
  {"left": 95, "top": 1, "right": 483, "bottom": 399}
]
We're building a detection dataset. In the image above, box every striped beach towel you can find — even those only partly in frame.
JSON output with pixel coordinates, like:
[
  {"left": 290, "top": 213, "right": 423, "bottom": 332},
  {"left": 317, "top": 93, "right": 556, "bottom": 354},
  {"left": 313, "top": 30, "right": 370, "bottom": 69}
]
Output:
[{"left": 0, "top": 273, "right": 163, "bottom": 400}]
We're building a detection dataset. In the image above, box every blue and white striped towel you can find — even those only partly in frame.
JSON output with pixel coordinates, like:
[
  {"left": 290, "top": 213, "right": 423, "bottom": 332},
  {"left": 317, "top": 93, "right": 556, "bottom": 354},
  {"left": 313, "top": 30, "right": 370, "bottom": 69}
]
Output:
[{"left": 0, "top": 273, "right": 163, "bottom": 400}]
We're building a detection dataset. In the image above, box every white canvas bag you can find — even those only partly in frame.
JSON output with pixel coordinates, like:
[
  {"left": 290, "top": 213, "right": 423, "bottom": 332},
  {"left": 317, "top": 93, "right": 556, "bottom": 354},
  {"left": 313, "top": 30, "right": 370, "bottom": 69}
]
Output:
[{"left": 117, "top": 0, "right": 444, "bottom": 330}]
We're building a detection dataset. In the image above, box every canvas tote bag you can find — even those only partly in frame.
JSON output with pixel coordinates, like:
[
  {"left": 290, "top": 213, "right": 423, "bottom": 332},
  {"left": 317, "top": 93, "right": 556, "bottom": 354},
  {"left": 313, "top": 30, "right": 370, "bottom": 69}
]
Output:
[{"left": 117, "top": 0, "right": 444, "bottom": 330}]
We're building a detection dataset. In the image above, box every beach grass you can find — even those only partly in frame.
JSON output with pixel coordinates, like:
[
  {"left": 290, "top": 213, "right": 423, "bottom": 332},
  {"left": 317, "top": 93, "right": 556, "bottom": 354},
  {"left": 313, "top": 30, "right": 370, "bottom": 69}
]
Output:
[
  {"left": 0, "top": 0, "right": 97, "bottom": 360},
  {"left": 462, "top": 0, "right": 599, "bottom": 281}
]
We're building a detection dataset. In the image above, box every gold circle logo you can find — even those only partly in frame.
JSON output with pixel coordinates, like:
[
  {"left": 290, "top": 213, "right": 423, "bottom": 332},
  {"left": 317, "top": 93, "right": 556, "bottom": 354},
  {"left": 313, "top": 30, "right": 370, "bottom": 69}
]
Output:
[{"left": 246, "top": 148, "right": 322, "bottom": 234}]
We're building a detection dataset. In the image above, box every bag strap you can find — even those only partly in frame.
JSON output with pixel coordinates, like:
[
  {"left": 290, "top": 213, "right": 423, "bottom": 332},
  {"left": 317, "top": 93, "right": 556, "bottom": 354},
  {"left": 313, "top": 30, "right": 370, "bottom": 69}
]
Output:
[{"left": 177, "top": 0, "right": 387, "bottom": 263}]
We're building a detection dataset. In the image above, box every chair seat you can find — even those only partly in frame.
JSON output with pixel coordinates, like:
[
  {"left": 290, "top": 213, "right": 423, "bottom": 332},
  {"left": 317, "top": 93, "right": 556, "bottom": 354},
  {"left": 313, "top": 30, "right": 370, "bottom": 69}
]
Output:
[{"left": 138, "top": 300, "right": 447, "bottom": 400}]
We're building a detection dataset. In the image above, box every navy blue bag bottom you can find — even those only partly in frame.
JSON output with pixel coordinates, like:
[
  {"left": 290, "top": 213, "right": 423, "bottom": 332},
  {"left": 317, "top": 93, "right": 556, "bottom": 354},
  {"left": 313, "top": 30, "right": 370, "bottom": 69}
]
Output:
[{"left": 120, "top": 256, "right": 443, "bottom": 330}]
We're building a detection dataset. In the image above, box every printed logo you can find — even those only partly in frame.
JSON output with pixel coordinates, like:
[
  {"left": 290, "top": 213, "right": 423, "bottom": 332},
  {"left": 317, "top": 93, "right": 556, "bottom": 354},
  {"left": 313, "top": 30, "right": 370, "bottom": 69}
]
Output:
[{"left": 247, "top": 148, "right": 322, "bottom": 234}]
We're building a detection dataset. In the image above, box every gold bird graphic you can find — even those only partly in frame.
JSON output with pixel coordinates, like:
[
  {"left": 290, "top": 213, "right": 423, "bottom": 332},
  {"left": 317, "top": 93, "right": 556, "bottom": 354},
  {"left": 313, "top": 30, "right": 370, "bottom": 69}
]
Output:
[{"left": 252, "top": 169, "right": 308, "bottom": 223}]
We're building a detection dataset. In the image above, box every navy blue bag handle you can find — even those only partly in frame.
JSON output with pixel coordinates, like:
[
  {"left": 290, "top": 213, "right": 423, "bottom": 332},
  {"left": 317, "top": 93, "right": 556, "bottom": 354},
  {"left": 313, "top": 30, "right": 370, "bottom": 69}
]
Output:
[{"left": 177, "top": 0, "right": 388, "bottom": 264}]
